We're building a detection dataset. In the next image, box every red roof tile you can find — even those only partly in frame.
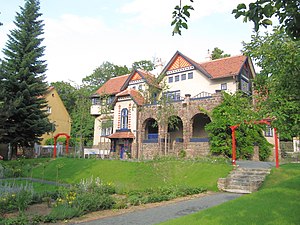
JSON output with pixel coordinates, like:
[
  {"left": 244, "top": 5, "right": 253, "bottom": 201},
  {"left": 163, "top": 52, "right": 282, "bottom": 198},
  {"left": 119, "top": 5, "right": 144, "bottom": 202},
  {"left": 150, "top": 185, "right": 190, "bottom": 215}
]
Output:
[
  {"left": 107, "top": 131, "right": 135, "bottom": 139},
  {"left": 95, "top": 74, "right": 130, "bottom": 95},
  {"left": 199, "top": 55, "right": 247, "bottom": 79},
  {"left": 116, "top": 89, "right": 145, "bottom": 106},
  {"left": 136, "top": 69, "right": 159, "bottom": 87}
]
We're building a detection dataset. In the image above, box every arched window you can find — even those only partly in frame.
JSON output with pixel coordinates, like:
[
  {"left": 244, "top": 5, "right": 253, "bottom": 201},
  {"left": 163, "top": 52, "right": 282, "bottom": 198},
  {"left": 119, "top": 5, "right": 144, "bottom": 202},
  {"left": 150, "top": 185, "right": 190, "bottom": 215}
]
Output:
[{"left": 121, "top": 108, "right": 128, "bottom": 129}]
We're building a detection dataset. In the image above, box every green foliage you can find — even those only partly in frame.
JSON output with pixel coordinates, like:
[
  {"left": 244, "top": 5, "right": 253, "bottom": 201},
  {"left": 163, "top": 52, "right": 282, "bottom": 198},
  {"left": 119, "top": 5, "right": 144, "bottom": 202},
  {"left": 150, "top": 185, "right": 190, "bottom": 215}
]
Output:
[
  {"left": 0, "top": 0, "right": 51, "bottom": 154},
  {"left": 232, "top": 0, "right": 300, "bottom": 40},
  {"left": 205, "top": 92, "right": 272, "bottom": 160},
  {"left": 44, "top": 204, "right": 82, "bottom": 222},
  {"left": 171, "top": 0, "right": 194, "bottom": 35},
  {"left": 211, "top": 47, "right": 231, "bottom": 60},
  {"left": 70, "top": 86, "right": 94, "bottom": 147},
  {"left": 127, "top": 185, "right": 206, "bottom": 206},
  {"left": 0, "top": 189, "right": 33, "bottom": 214},
  {"left": 82, "top": 61, "right": 130, "bottom": 92},
  {"left": 132, "top": 60, "right": 155, "bottom": 71},
  {"left": 178, "top": 149, "right": 187, "bottom": 158},
  {"left": 243, "top": 28, "right": 300, "bottom": 139},
  {"left": 50, "top": 81, "right": 77, "bottom": 113}
]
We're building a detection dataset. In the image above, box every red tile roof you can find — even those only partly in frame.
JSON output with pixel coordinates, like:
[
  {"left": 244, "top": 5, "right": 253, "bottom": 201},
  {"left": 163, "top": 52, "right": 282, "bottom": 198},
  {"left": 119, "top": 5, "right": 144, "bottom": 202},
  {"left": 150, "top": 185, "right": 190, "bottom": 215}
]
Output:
[
  {"left": 116, "top": 89, "right": 145, "bottom": 106},
  {"left": 95, "top": 74, "right": 130, "bottom": 95},
  {"left": 107, "top": 131, "right": 135, "bottom": 139},
  {"left": 137, "top": 69, "right": 159, "bottom": 88},
  {"left": 199, "top": 55, "right": 247, "bottom": 79}
]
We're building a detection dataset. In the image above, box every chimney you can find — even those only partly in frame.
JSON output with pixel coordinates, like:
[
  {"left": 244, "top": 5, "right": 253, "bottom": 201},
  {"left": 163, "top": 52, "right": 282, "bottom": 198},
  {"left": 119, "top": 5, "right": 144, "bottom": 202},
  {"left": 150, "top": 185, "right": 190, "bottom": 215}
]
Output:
[{"left": 205, "top": 49, "right": 212, "bottom": 61}]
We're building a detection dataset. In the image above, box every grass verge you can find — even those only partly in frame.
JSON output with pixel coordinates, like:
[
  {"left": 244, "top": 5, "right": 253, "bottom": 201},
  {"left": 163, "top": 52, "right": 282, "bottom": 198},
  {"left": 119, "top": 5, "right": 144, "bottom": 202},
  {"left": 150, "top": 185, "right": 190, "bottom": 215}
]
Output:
[{"left": 26, "top": 157, "right": 232, "bottom": 192}]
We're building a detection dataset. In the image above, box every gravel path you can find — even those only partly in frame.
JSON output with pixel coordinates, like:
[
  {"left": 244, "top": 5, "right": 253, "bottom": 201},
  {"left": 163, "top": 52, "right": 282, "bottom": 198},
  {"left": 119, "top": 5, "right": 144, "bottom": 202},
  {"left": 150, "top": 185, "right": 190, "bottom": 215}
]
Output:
[{"left": 75, "top": 193, "right": 242, "bottom": 225}]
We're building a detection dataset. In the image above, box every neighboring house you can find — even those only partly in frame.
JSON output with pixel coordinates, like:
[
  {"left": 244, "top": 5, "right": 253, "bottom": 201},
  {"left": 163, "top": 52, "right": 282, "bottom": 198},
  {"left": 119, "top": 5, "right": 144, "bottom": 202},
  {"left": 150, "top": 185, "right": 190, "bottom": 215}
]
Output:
[
  {"left": 40, "top": 87, "right": 71, "bottom": 144},
  {"left": 91, "top": 51, "right": 277, "bottom": 160}
]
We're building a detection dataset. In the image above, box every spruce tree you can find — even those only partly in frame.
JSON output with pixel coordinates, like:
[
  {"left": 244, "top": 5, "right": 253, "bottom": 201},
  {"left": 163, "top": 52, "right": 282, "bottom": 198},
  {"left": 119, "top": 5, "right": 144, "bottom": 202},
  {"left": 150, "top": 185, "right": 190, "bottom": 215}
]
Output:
[{"left": 0, "top": 0, "right": 51, "bottom": 157}]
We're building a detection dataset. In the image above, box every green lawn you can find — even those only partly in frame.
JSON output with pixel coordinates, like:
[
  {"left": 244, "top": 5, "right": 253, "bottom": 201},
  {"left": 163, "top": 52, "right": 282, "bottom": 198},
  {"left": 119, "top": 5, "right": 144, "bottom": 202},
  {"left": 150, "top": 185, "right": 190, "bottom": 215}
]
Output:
[
  {"left": 25, "top": 157, "right": 232, "bottom": 192},
  {"left": 160, "top": 163, "right": 300, "bottom": 225}
]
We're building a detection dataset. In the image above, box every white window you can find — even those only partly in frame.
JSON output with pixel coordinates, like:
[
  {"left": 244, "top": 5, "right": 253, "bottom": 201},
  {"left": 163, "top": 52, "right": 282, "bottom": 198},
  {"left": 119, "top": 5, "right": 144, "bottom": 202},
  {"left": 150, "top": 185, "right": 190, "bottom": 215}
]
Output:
[
  {"left": 46, "top": 106, "right": 51, "bottom": 114},
  {"left": 168, "top": 76, "right": 173, "bottom": 83},
  {"left": 264, "top": 125, "right": 273, "bottom": 137},
  {"left": 121, "top": 108, "right": 129, "bottom": 129},
  {"left": 188, "top": 72, "right": 193, "bottom": 79},
  {"left": 221, "top": 83, "right": 227, "bottom": 90},
  {"left": 175, "top": 75, "right": 179, "bottom": 82}
]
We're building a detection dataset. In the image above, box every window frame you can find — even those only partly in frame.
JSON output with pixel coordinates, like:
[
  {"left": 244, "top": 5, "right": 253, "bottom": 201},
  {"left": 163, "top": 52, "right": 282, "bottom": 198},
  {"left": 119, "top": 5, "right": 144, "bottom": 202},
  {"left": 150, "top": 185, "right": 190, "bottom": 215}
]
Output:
[
  {"left": 121, "top": 108, "right": 129, "bottom": 129},
  {"left": 181, "top": 73, "right": 186, "bottom": 81},
  {"left": 221, "top": 83, "right": 227, "bottom": 90}
]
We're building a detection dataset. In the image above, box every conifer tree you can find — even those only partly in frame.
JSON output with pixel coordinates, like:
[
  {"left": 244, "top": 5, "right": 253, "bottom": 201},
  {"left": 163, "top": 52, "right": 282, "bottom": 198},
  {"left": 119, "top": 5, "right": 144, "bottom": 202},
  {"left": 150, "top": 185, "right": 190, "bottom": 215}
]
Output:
[{"left": 0, "top": 0, "right": 51, "bottom": 158}]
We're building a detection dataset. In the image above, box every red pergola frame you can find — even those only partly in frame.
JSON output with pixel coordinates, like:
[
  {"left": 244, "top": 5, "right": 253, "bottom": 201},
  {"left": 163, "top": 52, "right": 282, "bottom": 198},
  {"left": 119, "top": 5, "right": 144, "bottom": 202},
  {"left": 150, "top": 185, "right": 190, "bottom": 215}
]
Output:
[
  {"left": 230, "top": 119, "right": 279, "bottom": 168},
  {"left": 53, "top": 133, "right": 70, "bottom": 158}
]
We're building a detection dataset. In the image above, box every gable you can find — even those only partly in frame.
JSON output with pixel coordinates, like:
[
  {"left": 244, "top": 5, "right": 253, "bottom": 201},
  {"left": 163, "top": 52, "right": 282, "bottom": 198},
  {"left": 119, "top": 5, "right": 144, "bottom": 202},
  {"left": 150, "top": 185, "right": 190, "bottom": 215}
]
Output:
[
  {"left": 130, "top": 72, "right": 142, "bottom": 81},
  {"left": 166, "top": 55, "right": 194, "bottom": 75}
]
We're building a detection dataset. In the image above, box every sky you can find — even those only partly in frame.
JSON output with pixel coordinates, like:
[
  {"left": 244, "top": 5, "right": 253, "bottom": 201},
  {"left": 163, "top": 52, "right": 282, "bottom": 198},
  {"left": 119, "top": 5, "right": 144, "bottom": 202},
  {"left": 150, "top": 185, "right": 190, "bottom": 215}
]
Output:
[{"left": 0, "top": 0, "right": 257, "bottom": 84}]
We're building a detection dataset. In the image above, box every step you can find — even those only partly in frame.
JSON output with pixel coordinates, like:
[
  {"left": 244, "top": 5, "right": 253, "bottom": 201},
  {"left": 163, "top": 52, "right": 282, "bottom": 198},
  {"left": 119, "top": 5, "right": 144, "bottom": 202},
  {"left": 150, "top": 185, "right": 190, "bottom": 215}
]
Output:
[{"left": 223, "top": 189, "right": 251, "bottom": 194}]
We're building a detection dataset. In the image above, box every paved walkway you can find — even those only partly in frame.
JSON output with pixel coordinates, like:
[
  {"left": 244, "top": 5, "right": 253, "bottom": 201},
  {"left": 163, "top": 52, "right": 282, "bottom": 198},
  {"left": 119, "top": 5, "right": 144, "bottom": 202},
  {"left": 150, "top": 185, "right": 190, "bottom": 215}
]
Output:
[
  {"left": 74, "top": 193, "right": 242, "bottom": 225},
  {"left": 236, "top": 160, "right": 276, "bottom": 169}
]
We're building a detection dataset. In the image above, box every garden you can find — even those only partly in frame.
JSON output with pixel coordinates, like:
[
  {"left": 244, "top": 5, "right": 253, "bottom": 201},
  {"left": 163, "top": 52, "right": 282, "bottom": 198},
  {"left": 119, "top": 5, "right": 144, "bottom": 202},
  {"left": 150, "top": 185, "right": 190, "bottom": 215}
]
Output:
[{"left": 0, "top": 156, "right": 231, "bottom": 224}]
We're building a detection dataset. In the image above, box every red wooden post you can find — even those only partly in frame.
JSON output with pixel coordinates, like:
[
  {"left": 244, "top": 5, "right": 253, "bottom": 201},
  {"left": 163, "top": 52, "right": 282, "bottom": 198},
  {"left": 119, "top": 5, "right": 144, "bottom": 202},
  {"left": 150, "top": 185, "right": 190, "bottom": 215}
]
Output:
[
  {"left": 66, "top": 136, "right": 69, "bottom": 155},
  {"left": 230, "top": 125, "right": 237, "bottom": 166},
  {"left": 53, "top": 137, "right": 57, "bottom": 158},
  {"left": 274, "top": 128, "right": 279, "bottom": 168}
]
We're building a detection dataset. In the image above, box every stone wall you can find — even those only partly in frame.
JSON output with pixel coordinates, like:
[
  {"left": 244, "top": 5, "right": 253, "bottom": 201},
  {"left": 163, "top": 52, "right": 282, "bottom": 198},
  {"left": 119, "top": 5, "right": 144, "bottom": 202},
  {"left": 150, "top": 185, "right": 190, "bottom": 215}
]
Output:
[
  {"left": 136, "top": 92, "right": 223, "bottom": 160},
  {"left": 186, "top": 142, "right": 210, "bottom": 158},
  {"left": 140, "top": 143, "right": 160, "bottom": 159}
]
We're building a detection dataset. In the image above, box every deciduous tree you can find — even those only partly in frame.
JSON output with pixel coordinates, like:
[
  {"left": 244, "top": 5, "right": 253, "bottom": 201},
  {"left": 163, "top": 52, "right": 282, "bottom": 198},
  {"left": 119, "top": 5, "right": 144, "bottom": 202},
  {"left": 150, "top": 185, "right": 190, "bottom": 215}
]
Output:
[
  {"left": 205, "top": 92, "right": 272, "bottom": 160},
  {"left": 233, "top": 0, "right": 300, "bottom": 41},
  {"left": 211, "top": 47, "right": 231, "bottom": 60},
  {"left": 82, "top": 62, "right": 130, "bottom": 92},
  {"left": 243, "top": 28, "right": 300, "bottom": 139}
]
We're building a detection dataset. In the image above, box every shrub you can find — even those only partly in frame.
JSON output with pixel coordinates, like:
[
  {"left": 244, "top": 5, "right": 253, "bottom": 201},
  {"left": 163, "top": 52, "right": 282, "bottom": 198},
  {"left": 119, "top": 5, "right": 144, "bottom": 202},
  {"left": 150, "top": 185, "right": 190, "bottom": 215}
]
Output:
[
  {"left": 45, "top": 204, "right": 82, "bottom": 222},
  {"left": 74, "top": 193, "right": 115, "bottom": 213},
  {"left": 178, "top": 149, "right": 186, "bottom": 158}
]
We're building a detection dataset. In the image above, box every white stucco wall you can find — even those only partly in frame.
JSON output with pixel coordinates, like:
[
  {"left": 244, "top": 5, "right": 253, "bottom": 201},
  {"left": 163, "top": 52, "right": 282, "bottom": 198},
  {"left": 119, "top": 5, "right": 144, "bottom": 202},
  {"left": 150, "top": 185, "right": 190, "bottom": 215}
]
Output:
[
  {"left": 93, "top": 116, "right": 101, "bottom": 146},
  {"left": 113, "top": 98, "right": 138, "bottom": 143},
  {"left": 163, "top": 70, "right": 238, "bottom": 97}
]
